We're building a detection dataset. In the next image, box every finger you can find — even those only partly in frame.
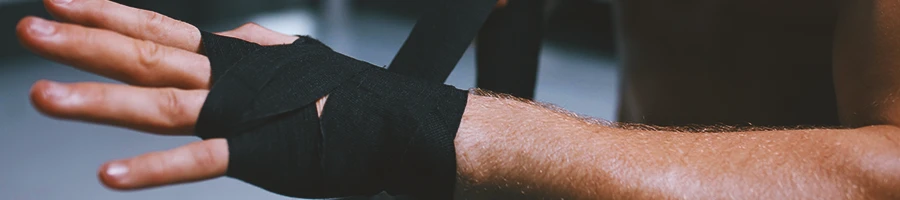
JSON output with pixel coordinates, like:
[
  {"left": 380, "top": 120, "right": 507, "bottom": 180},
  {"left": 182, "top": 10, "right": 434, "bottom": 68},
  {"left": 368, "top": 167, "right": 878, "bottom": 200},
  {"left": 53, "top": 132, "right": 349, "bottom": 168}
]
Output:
[
  {"left": 17, "top": 17, "right": 210, "bottom": 89},
  {"left": 99, "top": 139, "right": 228, "bottom": 190},
  {"left": 43, "top": 0, "right": 201, "bottom": 53},
  {"left": 30, "top": 80, "right": 207, "bottom": 135},
  {"left": 217, "top": 22, "right": 299, "bottom": 46}
]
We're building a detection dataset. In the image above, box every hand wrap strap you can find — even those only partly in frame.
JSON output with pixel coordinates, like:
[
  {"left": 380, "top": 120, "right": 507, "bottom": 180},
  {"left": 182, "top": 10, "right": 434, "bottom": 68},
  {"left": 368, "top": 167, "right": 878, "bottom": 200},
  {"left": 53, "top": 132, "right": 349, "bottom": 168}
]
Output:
[{"left": 194, "top": 31, "right": 469, "bottom": 198}]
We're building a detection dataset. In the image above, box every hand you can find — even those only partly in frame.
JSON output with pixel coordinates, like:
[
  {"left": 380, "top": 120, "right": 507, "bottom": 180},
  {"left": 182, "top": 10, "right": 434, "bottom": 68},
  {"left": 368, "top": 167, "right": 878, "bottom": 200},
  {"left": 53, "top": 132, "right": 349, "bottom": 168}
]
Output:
[{"left": 17, "top": 0, "right": 315, "bottom": 191}]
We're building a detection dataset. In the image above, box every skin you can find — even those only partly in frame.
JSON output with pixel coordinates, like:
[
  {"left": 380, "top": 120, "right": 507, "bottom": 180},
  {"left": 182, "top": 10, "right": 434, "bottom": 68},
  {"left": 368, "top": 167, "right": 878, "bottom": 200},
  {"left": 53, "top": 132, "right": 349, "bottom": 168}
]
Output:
[
  {"left": 454, "top": 93, "right": 900, "bottom": 199},
  {"left": 14, "top": 0, "right": 900, "bottom": 198}
]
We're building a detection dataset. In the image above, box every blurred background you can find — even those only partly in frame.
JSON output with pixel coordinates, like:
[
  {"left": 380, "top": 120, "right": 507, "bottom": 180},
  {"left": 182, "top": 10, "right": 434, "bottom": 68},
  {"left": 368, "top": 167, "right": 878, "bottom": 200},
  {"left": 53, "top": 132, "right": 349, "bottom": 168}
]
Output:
[{"left": 0, "top": 0, "right": 618, "bottom": 199}]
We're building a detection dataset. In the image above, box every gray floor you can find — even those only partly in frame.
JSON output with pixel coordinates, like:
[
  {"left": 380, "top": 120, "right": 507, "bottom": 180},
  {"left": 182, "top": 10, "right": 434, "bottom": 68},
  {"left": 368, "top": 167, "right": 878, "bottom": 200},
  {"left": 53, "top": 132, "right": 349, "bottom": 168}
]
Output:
[{"left": 0, "top": 5, "right": 618, "bottom": 200}]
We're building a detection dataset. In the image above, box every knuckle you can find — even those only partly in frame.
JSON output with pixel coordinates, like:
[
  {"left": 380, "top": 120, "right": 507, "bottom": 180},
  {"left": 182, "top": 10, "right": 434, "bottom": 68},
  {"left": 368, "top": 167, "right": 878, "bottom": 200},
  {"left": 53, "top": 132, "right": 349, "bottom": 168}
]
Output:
[
  {"left": 147, "top": 152, "right": 169, "bottom": 173},
  {"left": 78, "top": 27, "right": 100, "bottom": 46},
  {"left": 189, "top": 142, "right": 222, "bottom": 170},
  {"left": 88, "top": 84, "right": 109, "bottom": 108},
  {"left": 230, "top": 22, "right": 265, "bottom": 37},
  {"left": 238, "top": 22, "right": 262, "bottom": 31},
  {"left": 157, "top": 89, "right": 187, "bottom": 128},
  {"left": 145, "top": 11, "right": 164, "bottom": 25},
  {"left": 134, "top": 40, "right": 165, "bottom": 80},
  {"left": 141, "top": 10, "right": 171, "bottom": 37},
  {"left": 139, "top": 152, "right": 171, "bottom": 183}
]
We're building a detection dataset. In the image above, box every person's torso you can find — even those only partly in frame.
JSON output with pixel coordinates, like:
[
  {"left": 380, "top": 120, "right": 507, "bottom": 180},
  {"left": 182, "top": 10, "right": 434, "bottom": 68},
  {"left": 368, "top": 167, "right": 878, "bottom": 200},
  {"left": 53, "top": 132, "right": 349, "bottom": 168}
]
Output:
[{"left": 614, "top": 0, "right": 841, "bottom": 126}]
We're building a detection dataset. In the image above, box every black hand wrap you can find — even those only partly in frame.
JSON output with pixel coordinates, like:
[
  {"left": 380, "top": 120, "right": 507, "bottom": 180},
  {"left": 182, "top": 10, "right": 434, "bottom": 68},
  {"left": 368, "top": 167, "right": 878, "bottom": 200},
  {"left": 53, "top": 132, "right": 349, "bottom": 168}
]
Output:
[{"left": 194, "top": 31, "right": 469, "bottom": 199}]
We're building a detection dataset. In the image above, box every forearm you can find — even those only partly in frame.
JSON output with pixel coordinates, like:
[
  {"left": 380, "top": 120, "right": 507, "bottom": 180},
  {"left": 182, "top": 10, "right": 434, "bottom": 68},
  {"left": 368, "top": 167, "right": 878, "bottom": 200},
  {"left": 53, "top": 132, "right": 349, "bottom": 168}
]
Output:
[{"left": 454, "top": 93, "right": 900, "bottom": 199}]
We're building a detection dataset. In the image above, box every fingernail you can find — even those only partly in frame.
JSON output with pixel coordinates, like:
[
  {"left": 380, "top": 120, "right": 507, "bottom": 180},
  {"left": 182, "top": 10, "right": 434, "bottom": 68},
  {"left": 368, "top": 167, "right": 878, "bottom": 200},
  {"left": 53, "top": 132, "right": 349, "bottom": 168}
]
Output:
[
  {"left": 51, "top": 0, "right": 72, "bottom": 4},
  {"left": 28, "top": 18, "right": 56, "bottom": 37},
  {"left": 105, "top": 163, "right": 129, "bottom": 179},
  {"left": 42, "top": 81, "right": 69, "bottom": 100}
]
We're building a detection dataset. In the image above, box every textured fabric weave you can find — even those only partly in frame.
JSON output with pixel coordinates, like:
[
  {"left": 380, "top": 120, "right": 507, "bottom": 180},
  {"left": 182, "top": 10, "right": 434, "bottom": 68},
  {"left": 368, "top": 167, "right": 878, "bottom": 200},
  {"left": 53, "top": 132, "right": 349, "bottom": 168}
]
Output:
[{"left": 195, "top": 31, "right": 468, "bottom": 199}]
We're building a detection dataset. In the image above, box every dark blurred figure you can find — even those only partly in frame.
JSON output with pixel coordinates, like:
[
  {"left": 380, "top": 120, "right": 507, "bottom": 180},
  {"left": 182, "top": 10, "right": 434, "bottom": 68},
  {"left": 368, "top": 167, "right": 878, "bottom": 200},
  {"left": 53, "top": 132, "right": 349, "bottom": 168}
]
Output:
[
  {"left": 475, "top": 0, "right": 545, "bottom": 99},
  {"left": 476, "top": 0, "right": 616, "bottom": 100}
]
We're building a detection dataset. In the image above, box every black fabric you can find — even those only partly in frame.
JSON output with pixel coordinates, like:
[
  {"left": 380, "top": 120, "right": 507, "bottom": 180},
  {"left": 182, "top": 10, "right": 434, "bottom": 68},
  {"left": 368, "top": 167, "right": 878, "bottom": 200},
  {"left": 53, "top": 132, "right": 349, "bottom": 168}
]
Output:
[
  {"left": 476, "top": 0, "right": 544, "bottom": 99},
  {"left": 195, "top": 31, "right": 468, "bottom": 199},
  {"left": 388, "top": 0, "right": 498, "bottom": 83}
]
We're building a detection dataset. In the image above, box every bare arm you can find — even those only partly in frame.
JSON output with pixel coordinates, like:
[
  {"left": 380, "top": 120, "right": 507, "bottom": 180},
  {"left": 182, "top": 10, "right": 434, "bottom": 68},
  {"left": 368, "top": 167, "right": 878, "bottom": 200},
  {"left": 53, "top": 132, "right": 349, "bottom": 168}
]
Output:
[
  {"left": 440, "top": 0, "right": 900, "bottom": 198},
  {"left": 454, "top": 92, "right": 900, "bottom": 199},
  {"left": 17, "top": 0, "right": 900, "bottom": 198}
]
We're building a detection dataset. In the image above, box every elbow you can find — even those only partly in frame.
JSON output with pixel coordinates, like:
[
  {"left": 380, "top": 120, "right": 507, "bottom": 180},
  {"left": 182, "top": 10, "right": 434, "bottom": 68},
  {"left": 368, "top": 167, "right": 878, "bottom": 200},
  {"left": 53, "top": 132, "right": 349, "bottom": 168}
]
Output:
[
  {"left": 858, "top": 149, "right": 900, "bottom": 199},
  {"left": 845, "top": 126, "right": 900, "bottom": 198}
]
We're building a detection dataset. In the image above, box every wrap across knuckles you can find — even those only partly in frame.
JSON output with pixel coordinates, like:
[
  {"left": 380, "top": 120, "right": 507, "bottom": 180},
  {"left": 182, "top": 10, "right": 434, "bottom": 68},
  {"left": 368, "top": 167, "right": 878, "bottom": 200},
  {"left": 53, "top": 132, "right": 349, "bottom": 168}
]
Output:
[{"left": 193, "top": 31, "right": 468, "bottom": 199}]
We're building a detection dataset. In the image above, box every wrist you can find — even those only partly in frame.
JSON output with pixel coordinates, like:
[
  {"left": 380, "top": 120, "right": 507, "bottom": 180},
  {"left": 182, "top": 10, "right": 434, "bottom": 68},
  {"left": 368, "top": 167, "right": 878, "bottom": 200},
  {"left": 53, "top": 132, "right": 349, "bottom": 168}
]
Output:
[
  {"left": 451, "top": 91, "right": 620, "bottom": 198},
  {"left": 453, "top": 93, "right": 505, "bottom": 198},
  {"left": 454, "top": 93, "right": 493, "bottom": 181},
  {"left": 452, "top": 92, "right": 552, "bottom": 198}
]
